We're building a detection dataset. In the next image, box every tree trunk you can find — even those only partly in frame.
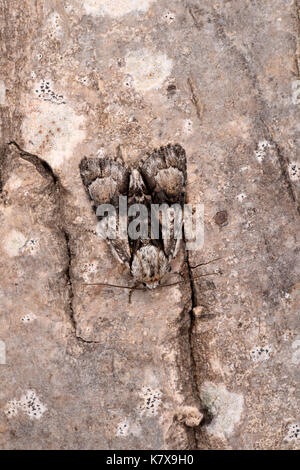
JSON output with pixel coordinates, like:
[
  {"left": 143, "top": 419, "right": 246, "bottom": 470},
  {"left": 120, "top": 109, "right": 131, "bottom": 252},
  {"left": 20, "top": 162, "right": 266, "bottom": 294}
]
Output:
[{"left": 0, "top": 0, "right": 299, "bottom": 450}]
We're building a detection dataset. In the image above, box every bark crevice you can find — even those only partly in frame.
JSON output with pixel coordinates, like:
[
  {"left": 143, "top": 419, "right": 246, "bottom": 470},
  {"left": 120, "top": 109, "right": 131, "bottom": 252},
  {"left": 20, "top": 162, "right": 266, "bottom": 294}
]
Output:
[{"left": 5, "top": 141, "right": 100, "bottom": 344}]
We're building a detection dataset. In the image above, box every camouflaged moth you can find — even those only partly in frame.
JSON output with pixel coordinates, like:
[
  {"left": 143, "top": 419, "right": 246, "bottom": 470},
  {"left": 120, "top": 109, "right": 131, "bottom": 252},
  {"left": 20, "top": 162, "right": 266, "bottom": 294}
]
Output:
[{"left": 80, "top": 144, "right": 187, "bottom": 289}]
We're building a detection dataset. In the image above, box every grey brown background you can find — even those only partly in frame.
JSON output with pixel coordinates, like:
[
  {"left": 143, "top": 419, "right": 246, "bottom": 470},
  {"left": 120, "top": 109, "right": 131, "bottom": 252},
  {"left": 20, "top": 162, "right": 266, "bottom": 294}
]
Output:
[{"left": 0, "top": 0, "right": 299, "bottom": 449}]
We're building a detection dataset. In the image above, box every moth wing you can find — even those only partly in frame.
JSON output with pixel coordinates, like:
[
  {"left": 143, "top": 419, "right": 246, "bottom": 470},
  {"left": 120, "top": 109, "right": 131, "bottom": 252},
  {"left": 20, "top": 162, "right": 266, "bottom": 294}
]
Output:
[
  {"left": 139, "top": 144, "right": 187, "bottom": 259},
  {"left": 139, "top": 143, "right": 187, "bottom": 205},
  {"left": 79, "top": 155, "right": 131, "bottom": 267},
  {"left": 79, "top": 155, "right": 129, "bottom": 207}
]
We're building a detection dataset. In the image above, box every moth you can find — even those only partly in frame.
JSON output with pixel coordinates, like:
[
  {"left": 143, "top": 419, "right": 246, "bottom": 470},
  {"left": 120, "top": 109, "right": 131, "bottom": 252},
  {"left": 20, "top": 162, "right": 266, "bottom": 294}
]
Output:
[
  {"left": 80, "top": 144, "right": 187, "bottom": 289},
  {"left": 7, "top": 141, "right": 219, "bottom": 294}
]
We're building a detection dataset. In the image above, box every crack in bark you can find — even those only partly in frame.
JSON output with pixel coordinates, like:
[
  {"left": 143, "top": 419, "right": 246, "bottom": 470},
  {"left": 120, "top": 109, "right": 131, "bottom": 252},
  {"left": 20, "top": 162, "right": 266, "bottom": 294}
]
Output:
[
  {"left": 187, "top": 3, "right": 299, "bottom": 214},
  {"left": 183, "top": 242, "right": 202, "bottom": 448},
  {"left": 62, "top": 229, "right": 76, "bottom": 334},
  {"left": 8, "top": 141, "right": 57, "bottom": 183},
  {"left": 295, "top": 0, "right": 300, "bottom": 78},
  {"left": 62, "top": 228, "right": 100, "bottom": 344},
  {"left": 209, "top": 7, "right": 300, "bottom": 215},
  {"left": 187, "top": 4, "right": 203, "bottom": 31},
  {"left": 185, "top": 3, "right": 300, "bottom": 449},
  {"left": 7, "top": 142, "right": 99, "bottom": 344},
  {"left": 187, "top": 77, "right": 204, "bottom": 122},
  {"left": 259, "top": 119, "right": 298, "bottom": 209}
]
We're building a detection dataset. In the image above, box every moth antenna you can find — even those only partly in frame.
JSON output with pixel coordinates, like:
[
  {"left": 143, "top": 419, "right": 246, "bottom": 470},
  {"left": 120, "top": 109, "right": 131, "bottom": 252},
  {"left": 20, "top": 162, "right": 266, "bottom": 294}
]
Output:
[
  {"left": 82, "top": 271, "right": 221, "bottom": 291},
  {"left": 83, "top": 282, "right": 145, "bottom": 291},
  {"left": 186, "top": 178, "right": 200, "bottom": 187},
  {"left": 157, "top": 271, "right": 221, "bottom": 288},
  {"left": 190, "top": 255, "right": 228, "bottom": 269}
]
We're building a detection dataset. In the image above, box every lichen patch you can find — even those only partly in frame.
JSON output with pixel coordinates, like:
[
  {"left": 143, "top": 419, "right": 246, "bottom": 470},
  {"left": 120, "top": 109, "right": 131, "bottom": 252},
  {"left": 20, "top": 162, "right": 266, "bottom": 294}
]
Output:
[
  {"left": 200, "top": 382, "right": 244, "bottom": 439},
  {"left": 21, "top": 100, "right": 86, "bottom": 168},
  {"left": 254, "top": 140, "right": 271, "bottom": 163},
  {"left": 291, "top": 339, "right": 300, "bottom": 365},
  {"left": 5, "top": 390, "right": 47, "bottom": 420},
  {"left": 250, "top": 345, "right": 272, "bottom": 362},
  {"left": 0, "top": 80, "right": 6, "bottom": 105},
  {"left": 21, "top": 313, "right": 37, "bottom": 324},
  {"left": 3, "top": 229, "right": 27, "bottom": 257},
  {"left": 34, "top": 79, "right": 65, "bottom": 105},
  {"left": 284, "top": 423, "right": 300, "bottom": 442},
  {"left": 138, "top": 386, "right": 162, "bottom": 417},
  {"left": 123, "top": 49, "right": 173, "bottom": 92},
  {"left": 288, "top": 162, "right": 300, "bottom": 181},
  {"left": 82, "top": 0, "right": 156, "bottom": 18}
]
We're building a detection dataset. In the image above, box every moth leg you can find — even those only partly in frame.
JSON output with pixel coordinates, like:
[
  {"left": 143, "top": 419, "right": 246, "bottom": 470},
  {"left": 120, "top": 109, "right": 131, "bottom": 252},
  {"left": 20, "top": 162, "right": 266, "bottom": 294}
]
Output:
[
  {"left": 128, "top": 281, "right": 144, "bottom": 304},
  {"left": 128, "top": 288, "right": 133, "bottom": 304}
]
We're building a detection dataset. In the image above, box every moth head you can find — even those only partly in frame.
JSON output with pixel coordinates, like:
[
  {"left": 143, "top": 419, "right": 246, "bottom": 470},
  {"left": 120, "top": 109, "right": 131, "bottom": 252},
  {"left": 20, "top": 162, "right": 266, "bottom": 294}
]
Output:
[{"left": 130, "top": 244, "right": 169, "bottom": 289}]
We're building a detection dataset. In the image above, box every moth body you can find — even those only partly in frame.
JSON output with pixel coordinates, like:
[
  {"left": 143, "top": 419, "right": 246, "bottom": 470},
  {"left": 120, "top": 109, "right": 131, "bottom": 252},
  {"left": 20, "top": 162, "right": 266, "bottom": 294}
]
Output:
[
  {"left": 80, "top": 144, "right": 187, "bottom": 289},
  {"left": 130, "top": 244, "right": 169, "bottom": 289}
]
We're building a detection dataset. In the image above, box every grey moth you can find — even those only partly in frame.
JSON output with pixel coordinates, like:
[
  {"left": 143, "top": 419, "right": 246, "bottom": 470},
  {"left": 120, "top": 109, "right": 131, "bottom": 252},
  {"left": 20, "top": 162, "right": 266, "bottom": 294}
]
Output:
[{"left": 80, "top": 144, "right": 187, "bottom": 289}]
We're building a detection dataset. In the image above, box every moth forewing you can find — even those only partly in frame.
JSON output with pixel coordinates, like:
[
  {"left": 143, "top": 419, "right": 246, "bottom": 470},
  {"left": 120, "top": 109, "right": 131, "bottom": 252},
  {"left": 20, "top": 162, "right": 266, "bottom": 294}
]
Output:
[{"left": 80, "top": 144, "right": 187, "bottom": 288}]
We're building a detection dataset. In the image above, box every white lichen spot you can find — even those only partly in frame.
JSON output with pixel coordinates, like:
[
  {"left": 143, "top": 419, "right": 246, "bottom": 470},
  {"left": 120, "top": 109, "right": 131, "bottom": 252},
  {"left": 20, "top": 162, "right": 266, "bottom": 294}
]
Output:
[
  {"left": 83, "top": 261, "right": 99, "bottom": 282},
  {"left": 4, "top": 400, "right": 19, "bottom": 418},
  {"left": 163, "top": 11, "right": 176, "bottom": 23},
  {"left": 123, "top": 75, "right": 133, "bottom": 88},
  {"left": 172, "top": 286, "right": 182, "bottom": 303},
  {"left": 250, "top": 345, "right": 272, "bottom": 362},
  {"left": 116, "top": 419, "right": 130, "bottom": 437},
  {"left": 292, "top": 349, "right": 300, "bottom": 365},
  {"left": 200, "top": 382, "right": 244, "bottom": 439},
  {"left": 19, "top": 390, "right": 47, "bottom": 419},
  {"left": 183, "top": 119, "right": 193, "bottom": 135},
  {"left": 291, "top": 339, "right": 300, "bottom": 365},
  {"left": 77, "top": 76, "right": 89, "bottom": 87},
  {"left": 34, "top": 79, "right": 65, "bottom": 105},
  {"left": 288, "top": 162, "right": 300, "bottom": 181},
  {"left": 291, "top": 80, "right": 300, "bottom": 105},
  {"left": 21, "top": 313, "right": 37, "bottom": 324},
  {"left": 237, "top": 193, "right": 247, "bottom": 202},
  {"left": 82, "top": 0, "right": 156, "bottom": 17},
  {"left": 0, "top": 340, "right": 6, "bottom": 365},
  {"left": 292, "top": 339, "right": 300, "bottom": 349},
  {"left": 21, "top": 101, "right": 86, "bottom": 168},
  {"left": 47, "top": 11, "right": 63, "bottom": 39},
  {"left": 21, "top": 238, "right": 40, "bottom": 256},
  {"left": 240, "top": 166, "right": 249, "bottom": 172},
  {"left": 0, "top": 80, "right": 6, "bottom": 105},
  {"left": 97, "top": 147, "right": 106, "bottom": 158},
  {"left": 3, "top": 229, "right": 27, "bottom": 257},
  {"left": 64, "top": 1, "right": 74, "bottom": 14},
  {"left": 5, "top": 390, "right": 46, "bottom": 420},
  {"left": 123, "top": 49, "right": 173, "bottom": 92},
  {"left": 138, "top": 386, "right": 162, "bottom": 417},
  {"left": 4, "top": 175, "right": 23, "bottom": 192},
  {"left": 282, "top": 329, "right": 294, "bottom": 341},
  {"left": 254, "top": 140, "right": 271, "bottom": 163},
  {"left": 128, "top": 114, "right": 136, "bottom": 122},
  {"left": 284, "top": 423, "right": 300, "bottom": 442}
]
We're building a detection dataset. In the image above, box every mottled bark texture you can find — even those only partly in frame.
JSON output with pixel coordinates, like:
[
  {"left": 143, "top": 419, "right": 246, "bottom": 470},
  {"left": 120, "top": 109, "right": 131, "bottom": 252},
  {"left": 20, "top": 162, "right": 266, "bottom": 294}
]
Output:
[{"left": 0, "top": 0, "right": 299, "bottom": 449}]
